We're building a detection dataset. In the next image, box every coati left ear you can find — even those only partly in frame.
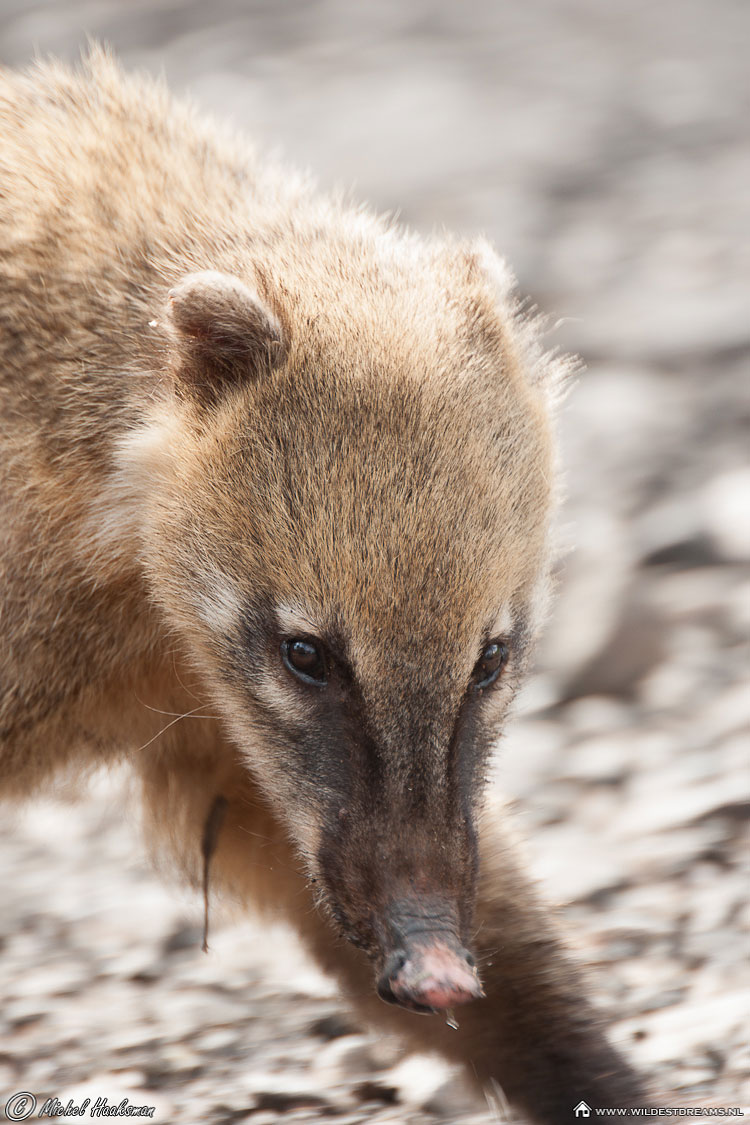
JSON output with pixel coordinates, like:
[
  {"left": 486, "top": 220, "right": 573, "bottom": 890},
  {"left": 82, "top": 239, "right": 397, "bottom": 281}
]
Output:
[{"left": 164, "top": 271, "right": 286, "bottom": 403}]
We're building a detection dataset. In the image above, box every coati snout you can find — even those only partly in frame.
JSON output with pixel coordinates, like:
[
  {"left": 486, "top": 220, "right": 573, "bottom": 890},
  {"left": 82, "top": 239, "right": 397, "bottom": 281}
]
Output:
[
  {"left": 377, "top": 942, "right": 483, "bottom": 1014},
  {"left": 277, "top": 630, "right": 498, "bottom": 1011},
  {"left": 375, "top": 900, "right": 484, "bottom": 1014},
  {"left": 232, "top": 608, "right": 503, "bottom": 1012},
  {"left": 317, "top": 777, "right": 484, "bottom": 1012}
]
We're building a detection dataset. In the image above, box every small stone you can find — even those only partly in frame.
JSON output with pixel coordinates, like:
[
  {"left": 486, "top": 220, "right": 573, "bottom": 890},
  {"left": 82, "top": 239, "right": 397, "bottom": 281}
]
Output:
[
  {"left": 702, "top": 467, "right": 750, "bottom": 562},
  {"left": 529, "top": 824, "right": 626, "bottom": 903},
  {"left": 564, "top": 696, "right": 635, "bottom": 735},
  {"left": 385, "top": 1053, "right": 456, "bottom": 1108},
  {"left": 624, "top": 991, "right": 750, "bottom": 1066},
  {"left": 695, "top": 682, "right": 750, "bottom": 745},
  {"left": 540, "top": 512, "right": 634, "bottom": 683},
  {"left": 253, "top": 1090, "right": 331, "bottom": 1112},
  {"left": 308, "top": 1013, "right": 358, "bottom": 1041},
  {"left": 423, "top": 1074, "right": 477, "bottom": 1118},
  {"left": 618, "top": 775, "right": 749, "bottom": 835},
  {"left": 193, "top": 1028, "right": 240, "bottom": 1054},
  {"left": 162, "top": 923, "right": 203, "bottom": 957},
  {"left": 562, "top": 733, "right": 630, "bottom": 784},
  {"left": 353, "top": 1080, "right": 399, "bottom": 1105},
  {"left": 313, "top": 1033, "right": 377, "bottom": 1077}
]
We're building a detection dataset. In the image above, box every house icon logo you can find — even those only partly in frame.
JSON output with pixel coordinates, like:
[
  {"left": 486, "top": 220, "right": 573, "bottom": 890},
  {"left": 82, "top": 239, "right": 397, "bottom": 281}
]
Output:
[{"left": 574, "top": 1102, "right": 591, "bottom": 1118}]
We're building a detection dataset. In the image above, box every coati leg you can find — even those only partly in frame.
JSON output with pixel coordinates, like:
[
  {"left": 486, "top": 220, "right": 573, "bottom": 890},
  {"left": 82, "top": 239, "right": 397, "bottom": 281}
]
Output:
[{"left": 137, "top": 737, "right": 649, "bottom": 1123}]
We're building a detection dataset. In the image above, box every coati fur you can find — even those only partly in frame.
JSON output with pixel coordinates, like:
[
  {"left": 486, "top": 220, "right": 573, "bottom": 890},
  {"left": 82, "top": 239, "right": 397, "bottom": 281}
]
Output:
[{"left": 0, "top": 49, "right": 651, "bottom": 1122}]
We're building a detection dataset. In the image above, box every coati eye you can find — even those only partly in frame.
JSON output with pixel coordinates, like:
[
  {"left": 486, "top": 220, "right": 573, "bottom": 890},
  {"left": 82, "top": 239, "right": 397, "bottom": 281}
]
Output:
[
  {"left": 282, "top": 638, "right": 327, "bottom": 686},
  {"left": 472, "top": 640, "right": 509, "bottom": 690}
]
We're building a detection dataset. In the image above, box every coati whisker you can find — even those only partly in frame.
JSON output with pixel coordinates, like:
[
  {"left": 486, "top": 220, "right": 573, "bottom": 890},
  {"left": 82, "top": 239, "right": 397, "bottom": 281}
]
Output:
[
  {"left": 170, "top": 655, "right": 215, "bottom": 707},
  {"left": 133, "top": 695, "right": 220, "bottom": 721},
  {"left": 131, "top": 705, "right": 211, "bottom": 754},
  {"left": 201, "top": 794, "right": 229, "bottom": 953}
]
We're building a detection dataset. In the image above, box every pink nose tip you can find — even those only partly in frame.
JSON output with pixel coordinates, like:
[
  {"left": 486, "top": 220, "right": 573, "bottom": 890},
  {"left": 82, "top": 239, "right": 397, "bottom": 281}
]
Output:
[{"left": 380, "top": 944, "right": 484, "bottom": 1013}]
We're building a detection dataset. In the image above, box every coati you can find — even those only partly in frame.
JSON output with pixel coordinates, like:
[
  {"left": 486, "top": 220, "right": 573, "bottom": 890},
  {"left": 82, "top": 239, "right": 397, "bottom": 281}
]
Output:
[{"left": 0, "top": 48, "right": 651, "bottom": 1122}]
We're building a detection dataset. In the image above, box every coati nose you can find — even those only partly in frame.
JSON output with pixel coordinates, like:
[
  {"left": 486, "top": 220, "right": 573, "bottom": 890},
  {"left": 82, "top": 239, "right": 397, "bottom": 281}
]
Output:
[{"left": 377, "top": 943, "right": 484, "bottom": 1014}]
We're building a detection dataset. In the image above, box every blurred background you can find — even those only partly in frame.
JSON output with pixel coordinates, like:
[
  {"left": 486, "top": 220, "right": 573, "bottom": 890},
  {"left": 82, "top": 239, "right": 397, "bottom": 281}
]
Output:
[{"left": 1, "top": 1, "right": 748, "bottom": 1121}]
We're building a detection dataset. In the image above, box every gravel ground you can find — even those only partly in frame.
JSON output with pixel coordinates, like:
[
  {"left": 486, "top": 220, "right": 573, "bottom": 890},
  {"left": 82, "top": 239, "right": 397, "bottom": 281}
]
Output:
[{"left": 1, "top": 1, "right": 748, "bottom": 1122}]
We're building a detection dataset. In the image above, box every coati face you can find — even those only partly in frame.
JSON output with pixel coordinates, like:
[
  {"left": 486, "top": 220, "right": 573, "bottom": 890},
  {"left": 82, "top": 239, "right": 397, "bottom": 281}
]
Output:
[{"left": 130, "top": 259, "right": 558, "bottom": 1012}]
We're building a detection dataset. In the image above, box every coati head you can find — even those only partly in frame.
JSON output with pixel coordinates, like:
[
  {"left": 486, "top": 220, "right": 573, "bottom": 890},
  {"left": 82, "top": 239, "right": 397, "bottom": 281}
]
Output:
[{"left": 126, "top": 238, "right": 562, "bottom": 1013}]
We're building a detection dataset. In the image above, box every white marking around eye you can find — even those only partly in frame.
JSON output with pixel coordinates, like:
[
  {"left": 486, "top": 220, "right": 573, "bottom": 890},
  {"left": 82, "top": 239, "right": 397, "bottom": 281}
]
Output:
[
  {"left": 275, "top": 601, "right": 324, "bottom": 638},
  {"left": 253, "top": 670, "right": 312, "bottom": 724},
  {"left": 490, "top": 604, "right": 514, "bottom": 639},
  {"left": 78, "top": 412, "right": 182, "bottom": 575},
  {"left": 116, "top": 409, "right": 182, "bottom": 481},
  {"left": 195, "top": 569, "right": 243, "bottom": 633}
]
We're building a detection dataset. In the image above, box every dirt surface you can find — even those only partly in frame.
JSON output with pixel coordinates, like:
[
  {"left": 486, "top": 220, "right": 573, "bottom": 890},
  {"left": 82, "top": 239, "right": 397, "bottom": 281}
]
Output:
[{"left": 0, "top": 2, "right": 748, "bottom": 1122}]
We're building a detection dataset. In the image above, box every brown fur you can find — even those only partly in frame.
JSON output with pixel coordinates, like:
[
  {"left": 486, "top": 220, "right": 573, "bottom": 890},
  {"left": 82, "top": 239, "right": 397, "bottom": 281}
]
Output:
[{"left": 0, "top": 48, "right": 649, "bottom": 1121}]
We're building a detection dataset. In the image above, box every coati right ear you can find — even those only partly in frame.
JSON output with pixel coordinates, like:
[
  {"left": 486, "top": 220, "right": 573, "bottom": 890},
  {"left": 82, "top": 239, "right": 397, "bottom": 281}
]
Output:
[
  {"left": 163, "top": 271, "right": 286, "bottom": 404},
  {"left": 460, "top": 238, "right": 574, "bottom": 402}
]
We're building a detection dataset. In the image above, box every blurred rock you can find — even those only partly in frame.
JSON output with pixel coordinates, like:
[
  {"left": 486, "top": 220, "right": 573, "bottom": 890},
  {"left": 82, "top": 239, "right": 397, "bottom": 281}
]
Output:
[
  {"left": 564, "top": 583, "right": 667, "bottom": 700},
  {"left": 423, "top": 1074, "right": 477, "bottom": 1119},
  {"left": 539, "top": 512, "right": 634, "bottom": 689},
  {"left": 702, "top": 467, "right": 750, "bottom": 562},
  {"left": 308, "top": 1013, "right": 359, "bottom": 1041},
  {"left": 563, "top": 696, "right": 634, "bottom": 735},
  {"left": 625, "top": 991, "right": 750, "bottom": 1067},
  {"left": 560, "top": 733, "right": 630, "bottom": 785},
  {"left": 385, "top": 1055, "right": 455, "bottom": 1110},
  {"left": 638, "top": 494, "right": 720, "bottom": 568},
  {"left": 528, "top": 824, "right": 628, "bottom": 904}
]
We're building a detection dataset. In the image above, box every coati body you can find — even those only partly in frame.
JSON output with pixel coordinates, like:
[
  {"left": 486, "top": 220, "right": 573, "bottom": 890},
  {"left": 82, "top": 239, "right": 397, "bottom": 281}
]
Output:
[{"left": 0, "top": 50, "right": 650, "bottom": 1121}]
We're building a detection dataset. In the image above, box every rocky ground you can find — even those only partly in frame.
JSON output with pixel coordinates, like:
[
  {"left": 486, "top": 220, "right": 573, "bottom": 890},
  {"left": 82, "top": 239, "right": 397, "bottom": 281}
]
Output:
[{"left": 0, "top": 1, "right": 748, "bottom": 1121}]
